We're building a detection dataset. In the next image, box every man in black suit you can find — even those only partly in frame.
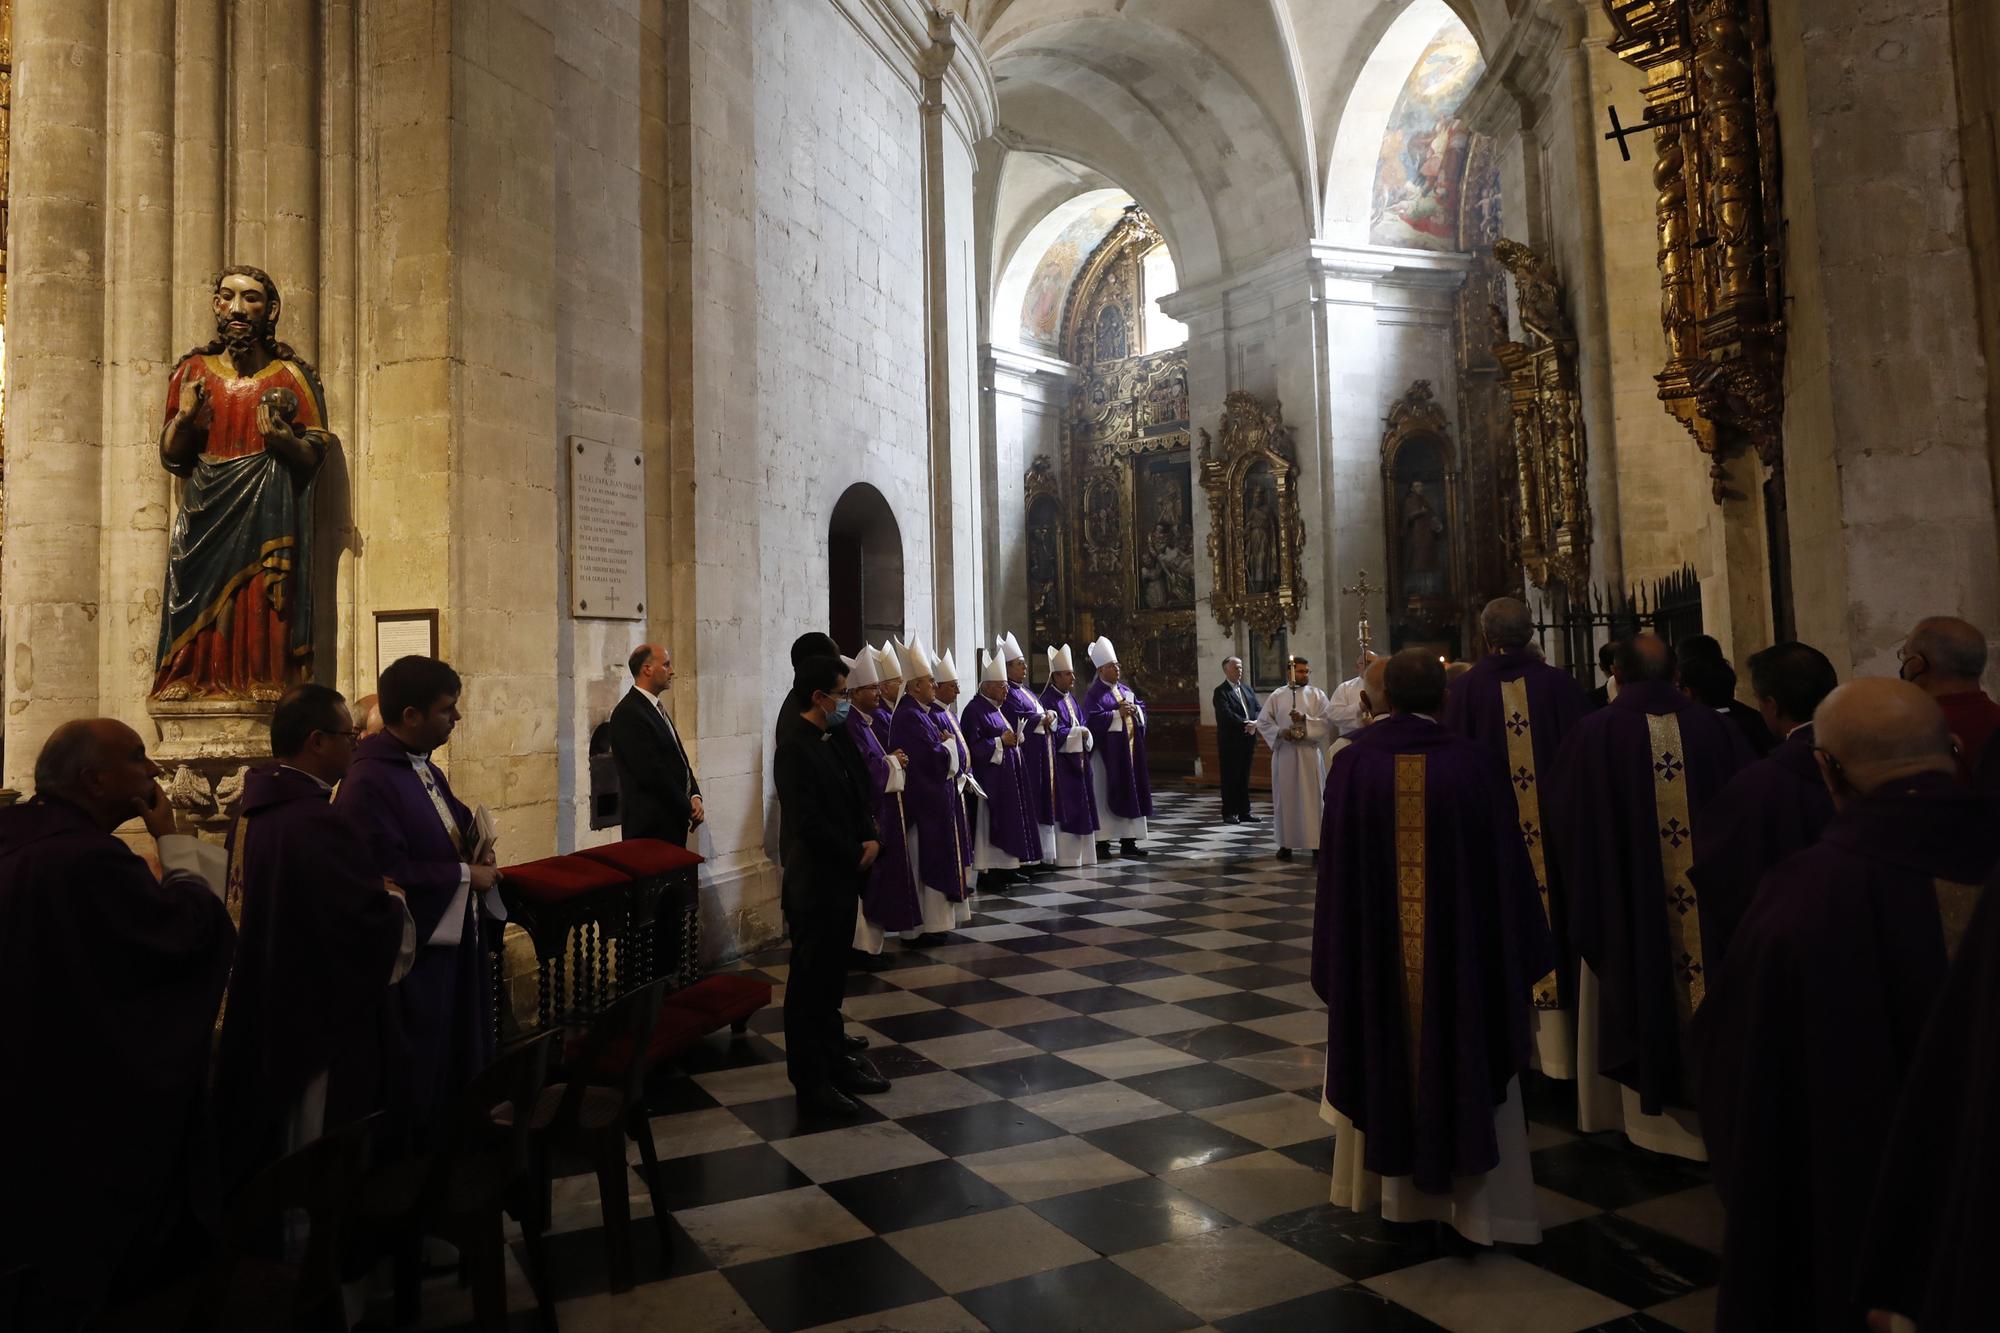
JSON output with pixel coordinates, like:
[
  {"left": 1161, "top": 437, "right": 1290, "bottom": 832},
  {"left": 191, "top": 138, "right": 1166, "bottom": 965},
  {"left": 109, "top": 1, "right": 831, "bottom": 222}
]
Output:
[
  {"left": 610, "top": 643, "right": 703, "bottom": 846},
  {"left": 775, "top": 655, "right": 888, "bottom": 1116},
  {"left": 1213, "top": 655, "right": 1260, "bottom": 824}
]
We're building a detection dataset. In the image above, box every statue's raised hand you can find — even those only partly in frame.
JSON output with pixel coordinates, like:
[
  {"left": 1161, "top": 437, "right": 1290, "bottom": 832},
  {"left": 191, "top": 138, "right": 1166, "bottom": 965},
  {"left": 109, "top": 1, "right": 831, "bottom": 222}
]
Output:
[{"left": 173, "top": 377, "right": 208, "bottom": 425}]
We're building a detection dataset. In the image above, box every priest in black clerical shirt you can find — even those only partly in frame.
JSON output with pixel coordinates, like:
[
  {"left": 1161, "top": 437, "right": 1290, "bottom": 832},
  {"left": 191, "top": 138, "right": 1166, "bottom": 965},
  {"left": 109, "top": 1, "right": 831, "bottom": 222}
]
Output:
[
  {"left": 611, "top": 642, "right": 704, "bottom": 847},
  {"left": 1212, "top": 655, "right": 1260, "bottom": 824}
]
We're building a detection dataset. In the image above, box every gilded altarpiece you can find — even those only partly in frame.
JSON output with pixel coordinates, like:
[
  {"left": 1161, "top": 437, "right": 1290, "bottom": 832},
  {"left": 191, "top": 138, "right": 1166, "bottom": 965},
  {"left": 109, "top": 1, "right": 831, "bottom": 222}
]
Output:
[
  {"left": 1049, "top": 208, "right": 1196, "bottom": 762},
  {"left": 1380, "top": 382, "right": 1464, "bottom": 659},
  {"left": 1493, "top": 238, "right": 1594, "bottom": 592},
  {"left": 1198, "top": 393, "right": 1306, "bottom": 639},
  {"left": 1603, "top": 0, "right": 1787, "bottom": 500},
  {"left": 1452, "top": 137, "right": 1522, "bottom": 603}
]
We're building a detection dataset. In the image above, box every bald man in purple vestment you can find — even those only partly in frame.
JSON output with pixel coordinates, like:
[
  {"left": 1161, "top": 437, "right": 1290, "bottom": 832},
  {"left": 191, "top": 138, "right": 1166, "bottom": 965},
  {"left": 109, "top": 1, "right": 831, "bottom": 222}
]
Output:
[
  {"left": 1698, "top": 680, "right": 2000, "bottom": 1332},
  {"left": 1687, "top": 641, "right": 1839, "bottom": 976},
  {"left": 1855, "top": 857, "right": 2000, "bottom": 1333},
  {"left": 1444, "top": 597, "right": 1592, "bottom": 1078},
  {"left": 334, "top": 655, "right": 502, "bottom": 1127},
  {"left": 1317, "top": 651, "right": 1554, "bottom": 1245},
  {"left": 0, "top": 720, "right": 233, "bottom": 1330},
  {"left": 1547, "top": 634, "right": 1750, "bottom": 1157}
]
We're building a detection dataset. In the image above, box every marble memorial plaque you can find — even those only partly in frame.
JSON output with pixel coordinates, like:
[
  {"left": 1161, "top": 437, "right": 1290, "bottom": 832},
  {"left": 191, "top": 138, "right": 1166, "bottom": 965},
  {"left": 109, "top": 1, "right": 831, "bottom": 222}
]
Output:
[{"left": 568, "top": 436, "right": 646, "bottom": 620}]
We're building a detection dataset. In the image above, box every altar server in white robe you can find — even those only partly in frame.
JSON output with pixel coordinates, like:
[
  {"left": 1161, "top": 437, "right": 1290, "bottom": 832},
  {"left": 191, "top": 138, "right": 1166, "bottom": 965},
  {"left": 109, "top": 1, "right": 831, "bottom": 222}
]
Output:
[
  {"left": 1257, "top": 655, "right": 1334, "bottom": 860},
  {"left": 1326, "top": 651, "right": 1382, "bottom": 739}
]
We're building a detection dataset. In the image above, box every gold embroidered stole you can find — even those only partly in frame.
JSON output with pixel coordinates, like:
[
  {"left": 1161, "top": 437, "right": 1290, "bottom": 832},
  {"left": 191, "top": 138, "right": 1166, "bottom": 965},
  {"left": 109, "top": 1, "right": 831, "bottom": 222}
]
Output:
[
  {"left": 1394, "top": 752, "right": 1427, "bottom": 1096},
  {"left": 1500, "top": 679, "right": 1559, "bottom": 1009},
  {"left": 1935, "top": 878, "right": 1984, "bottom": 960},
  {"left": 1646, "top": 713, "right": 1705, "bottom": 1027},
  {"left": 412, "top": 755, "right": 471, "bottom": 861}
]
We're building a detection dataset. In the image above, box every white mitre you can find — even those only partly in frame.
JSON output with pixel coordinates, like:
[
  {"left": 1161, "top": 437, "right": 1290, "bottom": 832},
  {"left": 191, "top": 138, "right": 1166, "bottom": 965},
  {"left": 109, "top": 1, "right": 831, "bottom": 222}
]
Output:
[
  {"left": 1048, "top": 643, "right": 1076, "bottom": 676},
  {"left": 896, "top": 634, "right": 935, "bottom": 681},
  {"left": 999, "top": 632, "right": 1027, "bottom": 664},
  {"left": 874, "top": 641, "right": 902, "bottom": 683},
  {"left": 980, "top": 648, "right": 1009, "bottom": 685},
  {"left": 934, "top": 649, "right": 960, "bottom": 685},
  {"left": 1087, "top": 636, "right": 1119, "bottom": 669},
  {"left": 845, "top": 644, "right": 881, "bottom": 689}
]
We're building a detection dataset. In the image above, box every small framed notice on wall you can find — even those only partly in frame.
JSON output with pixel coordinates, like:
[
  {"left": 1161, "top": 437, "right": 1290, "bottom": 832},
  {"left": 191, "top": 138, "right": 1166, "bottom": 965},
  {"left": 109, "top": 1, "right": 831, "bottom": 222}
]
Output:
[
  {"left": 375, "top": 609, "right": 439, "bottom": 667},
  {"left": 569, "top": 436, "right": 647, "bottom": 620}
]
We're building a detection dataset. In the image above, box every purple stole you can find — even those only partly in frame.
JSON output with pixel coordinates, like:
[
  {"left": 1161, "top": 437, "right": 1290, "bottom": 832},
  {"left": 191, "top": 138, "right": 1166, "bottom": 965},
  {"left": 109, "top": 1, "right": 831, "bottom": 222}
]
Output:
[
  {"left": 1004, "top": 681, "right": 1057, "bottom": 828},
  {"left": 1040, "top": 683, "right": 1100, "bottom": 836},
  {"left": 961, "top": 693, "right": 1042, "bottom": 862},
  {"left": 1084, "top": 676, "right": 1153, "bottom": 819},
  {"left": 845, "top": 709, "right": 921, "bottom": 932},
  {"left": 889, "top": 695, "right": 968, "bottom": 900},
  {"left": 930, "top": 702, "right": 975, "bottom": 871}
]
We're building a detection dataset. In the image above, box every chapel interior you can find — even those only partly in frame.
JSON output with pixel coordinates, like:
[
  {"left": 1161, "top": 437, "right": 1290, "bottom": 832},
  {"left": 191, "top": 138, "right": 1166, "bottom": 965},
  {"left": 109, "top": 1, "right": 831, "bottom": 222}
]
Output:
[{"left": 4, "top": 0, "right": 1999, "bottom": 1329}]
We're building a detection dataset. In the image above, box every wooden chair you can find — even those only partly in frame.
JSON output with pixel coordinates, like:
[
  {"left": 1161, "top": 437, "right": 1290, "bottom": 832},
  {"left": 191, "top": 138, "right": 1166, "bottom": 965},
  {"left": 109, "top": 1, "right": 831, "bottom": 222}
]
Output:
[
  {"left": 359, "top": 1031, "right": 559, "bottom": 1331},
  {"left": 525, "top": 978, "right": 673, "bottom": 1301},
  {"left": 196, "top": 1112, "right": 387, "bottom": 1332}
]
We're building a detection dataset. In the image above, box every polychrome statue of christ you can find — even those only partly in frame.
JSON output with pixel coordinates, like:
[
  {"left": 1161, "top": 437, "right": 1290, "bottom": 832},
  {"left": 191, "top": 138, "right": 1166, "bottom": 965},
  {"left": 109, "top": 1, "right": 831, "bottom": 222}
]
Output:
[{"left": 153, "top": 267, "right": 333, "bottom": 701}]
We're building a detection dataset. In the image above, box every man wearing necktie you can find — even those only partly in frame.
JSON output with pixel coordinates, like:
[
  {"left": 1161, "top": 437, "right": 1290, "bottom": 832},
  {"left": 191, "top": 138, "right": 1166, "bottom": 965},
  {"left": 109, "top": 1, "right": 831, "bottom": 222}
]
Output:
[
  {"left": 1212, "top": 656, "right": 1261, "bottom": 824},
  {"left": 610, "top": 643, "right": 705, "bottom": 848}
]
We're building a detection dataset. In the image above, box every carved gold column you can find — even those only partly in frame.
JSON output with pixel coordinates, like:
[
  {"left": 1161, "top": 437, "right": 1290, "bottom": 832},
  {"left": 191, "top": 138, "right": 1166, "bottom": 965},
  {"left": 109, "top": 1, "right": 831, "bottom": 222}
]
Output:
[
  {"left": 1494, "top": 240, "right": 1593, "bottom": 592},
  {"left": 1604, "top": 0, "right": 1786, "bottom": 500}
]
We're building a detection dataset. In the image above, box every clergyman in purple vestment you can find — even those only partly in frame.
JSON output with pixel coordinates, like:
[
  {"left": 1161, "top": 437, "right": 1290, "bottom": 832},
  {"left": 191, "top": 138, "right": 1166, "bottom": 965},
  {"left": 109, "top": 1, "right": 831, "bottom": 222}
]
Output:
[
  {"left": 1084, "top": 636, "right": 1152, "bottom": 856},
  {"left": 215, "top": 687, "right": 415, "bottom": 1194},
  {"left": 1547, "top": 634, "right": 1749, "bottom": 1157},
  {"left": 997, "top": 632, "right": 1058, "bottom": 867},
  {"left": 0, "top": 720, "right": 234, "bottom": 1331},
  {"left": 334, "top": 657, "right": 502, "bottom": 1128},
  {"left": 1316, "top": 651, "right": 1554, "bottom": 1245},
  {"left": 1696, "top": 680, "right": 2000, "bottom": 1333},
  {"left": 1040, "top": 644, "right": 1099, "bottom": 867},
  {"left": 931, "top": 652, "right": 978, "bottom": 889},
  {"left": 963, "top": 656, "right": 1042, "bottom": 876},
  {"left": 1443, "top": 598, "right": 1592, "bottom": 1078},
  {"left": 1686, "top": 641, "right": 1839, "bottom": 977},
  {"left": 841, "top": 647, "right": 921, "bottom": 952},
  {"left": 888, "top": 638, "right": 972, "bottom": 938},
  {"left": 1854, "top": 857, "right": 2000, "bottom": 1333}
]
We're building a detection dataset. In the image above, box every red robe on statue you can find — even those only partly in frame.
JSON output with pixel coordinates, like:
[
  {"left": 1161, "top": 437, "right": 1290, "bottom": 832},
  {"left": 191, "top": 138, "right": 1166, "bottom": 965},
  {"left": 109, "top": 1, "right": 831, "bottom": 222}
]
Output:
[{"left": 153, "top": 352, "right": 326, "bottom": 699}]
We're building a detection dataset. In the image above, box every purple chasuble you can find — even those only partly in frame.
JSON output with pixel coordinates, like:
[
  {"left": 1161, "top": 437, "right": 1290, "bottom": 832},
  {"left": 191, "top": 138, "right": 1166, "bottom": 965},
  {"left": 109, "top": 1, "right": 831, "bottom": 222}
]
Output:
[
  {"left": 1696, "top": 774, "right": 2000, "bottom": 1332},
  {"left": 1855, "top": 858, "right": 2000, "bottom": 1332},
  {"left": 890, "top": 695, "right": 969, "bottom": 900},
  {"left": 1314, "top": 715, "right": 1553, "bottom": 1192},
  {"left": 1004, "top": 681, "right": 1057, "bottom": 828},
  {"left": 214, "top": 765, "right": 410, "bottom": 1189},
  {"left": 334, "top": 731, "right": 493, "bottom": 1125},
  {"left": 1444, "top": 649, "right": 1591, "bottom": 1010},
  {"left": 871, "top": 704, "right": 894, "bottom": 752},
  {"left": 1040, "top": 683, "right": 1101, "bottom": 836},
  {"left": 0, "top": 797, "right": 235, "bottom": 1325},
  {"left": 961, "top": 693, "right": 1042, "bottom": 862},
  {"left": 1548, "top": 679, "right": 1751, "bottom": 1113},
  {"left": 930, "top": 702, "right": 976, "bottom": 871},
  {"left": 1687, "top": 722, "right": 1836, "bottom": 976},
  {"left": 1085, "top": 676, "right": 1153, "bottom": 819},
  {"left": 845, "top": 708, "right": 922, "bottom": 933}
]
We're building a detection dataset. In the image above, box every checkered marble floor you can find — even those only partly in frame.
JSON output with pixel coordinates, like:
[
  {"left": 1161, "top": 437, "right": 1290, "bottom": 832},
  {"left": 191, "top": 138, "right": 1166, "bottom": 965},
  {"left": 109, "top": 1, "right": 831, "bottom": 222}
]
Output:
[{"left": 414, "top": 788, "right": 1722, "bottom": 1333}]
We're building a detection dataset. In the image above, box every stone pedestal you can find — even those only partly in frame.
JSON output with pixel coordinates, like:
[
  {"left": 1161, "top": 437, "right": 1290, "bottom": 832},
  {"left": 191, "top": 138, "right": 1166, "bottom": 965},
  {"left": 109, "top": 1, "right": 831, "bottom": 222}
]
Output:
[{"left": 149, "top": 698, "right": 270, "bottom": 837}]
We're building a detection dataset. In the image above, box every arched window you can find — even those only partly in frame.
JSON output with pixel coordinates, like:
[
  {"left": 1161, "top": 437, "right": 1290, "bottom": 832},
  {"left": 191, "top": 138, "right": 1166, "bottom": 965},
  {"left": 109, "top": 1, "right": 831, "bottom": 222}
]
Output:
[{"left": 828, "top": 484, "right": 905, "bottom": 656}]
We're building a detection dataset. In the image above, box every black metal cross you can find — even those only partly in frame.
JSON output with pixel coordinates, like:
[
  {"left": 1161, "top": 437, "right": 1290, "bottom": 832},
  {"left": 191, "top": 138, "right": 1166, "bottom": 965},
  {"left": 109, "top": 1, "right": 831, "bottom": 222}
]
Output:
[{"left": 1604, "top": 103, "right": 1697, "bottom": 162}]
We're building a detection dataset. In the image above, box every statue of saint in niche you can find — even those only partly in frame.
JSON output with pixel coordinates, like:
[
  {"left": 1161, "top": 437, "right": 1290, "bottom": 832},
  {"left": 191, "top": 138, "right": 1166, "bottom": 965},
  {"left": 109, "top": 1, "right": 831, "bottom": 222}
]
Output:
[
  {"left": 153, "top": 267, "right": 334, "bottom": 701},
  {"left": 1094, "top": 305, "right": 1128, "bottom": 362},
  {"left": 1400, "top": 479, "right": 1446, "bottom": 598},
  {"left": 1243, "top": 474, "right": 1279, "bottom": 594},
  {"left": 1140, "top": 519, "right": 1194, "bottom": 610}
]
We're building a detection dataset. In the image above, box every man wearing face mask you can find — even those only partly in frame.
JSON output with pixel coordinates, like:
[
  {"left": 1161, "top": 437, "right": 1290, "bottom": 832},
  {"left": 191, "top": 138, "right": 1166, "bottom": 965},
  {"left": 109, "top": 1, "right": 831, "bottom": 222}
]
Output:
[
  {"left": 1696, "top": 679, "right": 2000, "bottom": 1331},
  {"left": 1896, "top": 616, "right": 2000, "bottom": 783},
  {"left": 775, "top": 656, "right": 885, "bottom": 1117}
]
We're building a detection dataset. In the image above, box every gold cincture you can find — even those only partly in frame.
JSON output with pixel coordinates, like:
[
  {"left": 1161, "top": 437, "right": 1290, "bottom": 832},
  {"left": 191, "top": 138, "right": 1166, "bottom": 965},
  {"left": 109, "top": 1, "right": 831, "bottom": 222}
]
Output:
[
  {"left": 1198, "top": 393, "right": 1308, "bottom": 636},
  {"left": 1603, "top": 0, "right": 1787, "bottom": 500},
  {"left": 1493, "top": 240, "right": 1593, "bottom": 592}
]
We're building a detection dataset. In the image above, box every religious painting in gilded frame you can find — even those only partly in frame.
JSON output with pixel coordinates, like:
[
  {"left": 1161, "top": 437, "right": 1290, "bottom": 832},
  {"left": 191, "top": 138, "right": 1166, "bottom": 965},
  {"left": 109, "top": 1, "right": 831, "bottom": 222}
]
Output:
[
  {"left": 1380, "top": 380, "right": 1463, "bottom": 657},
  {"left": 1199, "top": 392, "right": 1307, "bottom": 636},
  {"left": 1247, "top": 625, "right": 1289, "bottom": 691}
]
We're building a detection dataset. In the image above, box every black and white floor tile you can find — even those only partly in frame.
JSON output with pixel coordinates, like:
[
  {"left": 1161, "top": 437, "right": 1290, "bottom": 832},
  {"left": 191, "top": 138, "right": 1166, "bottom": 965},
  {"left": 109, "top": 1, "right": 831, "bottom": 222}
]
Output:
[{"left": 410, "top": 788, "right": 1723, "bottom": 1333}]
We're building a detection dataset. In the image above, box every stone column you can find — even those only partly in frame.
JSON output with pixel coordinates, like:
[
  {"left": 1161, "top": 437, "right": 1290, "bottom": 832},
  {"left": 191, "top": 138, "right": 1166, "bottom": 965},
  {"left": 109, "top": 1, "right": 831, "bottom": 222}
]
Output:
[
  {"left": 1770, "top": 0, "right": 2000, "bottom": 677},
  {"left": 3, "top": 1, "right": 110, "bottom": 790},
  {"left": 98, "top": 0, "right": 177, "bottom": 736}
]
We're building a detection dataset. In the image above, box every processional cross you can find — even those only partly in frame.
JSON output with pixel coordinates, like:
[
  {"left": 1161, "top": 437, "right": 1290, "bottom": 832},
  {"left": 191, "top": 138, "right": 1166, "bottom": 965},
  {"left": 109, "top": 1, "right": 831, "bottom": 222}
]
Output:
[{"left": 1341, "top": 569, "right": 1380, "bottom": 660}]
